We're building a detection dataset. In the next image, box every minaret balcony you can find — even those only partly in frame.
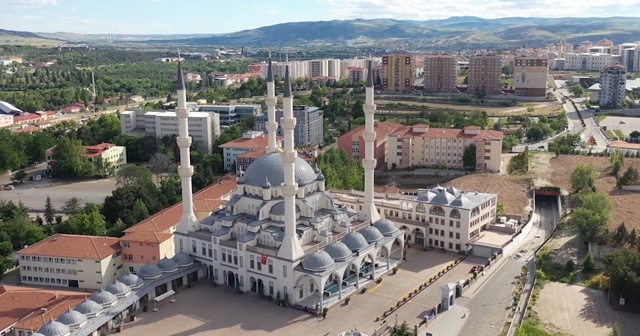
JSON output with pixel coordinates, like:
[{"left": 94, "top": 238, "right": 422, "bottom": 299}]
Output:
[
  {"left": 362, "top": 132, "right": 376, "bottom": 142},
  {"left": 177, "top": 137, "right": 192, "bottom": 148},
  {"left": 281, "top": 151, "right": 297, "bottom": 163},
  {"left": 265, "top": 97, "right": 277, "bottom": 106},
  {"left": 362, "top": 159, "right": 377, "bottom": 170},
  {"left": 175, "top": 109, "right": 189, "bottom": 118},
  {"left": 282, "top": 184, "right": 298, "bottom": 196},
  {"left": 265, "top": 122, "right": 278, "bottom": 132},
  {"left": 280, "top": 118, "right": 297, "bottom": 130},
  {"left": 363, "top": 105, "right": 376, "bottom": 114},
  {"left": 178, "top": 166, "right": 194, "bottom": 176}
]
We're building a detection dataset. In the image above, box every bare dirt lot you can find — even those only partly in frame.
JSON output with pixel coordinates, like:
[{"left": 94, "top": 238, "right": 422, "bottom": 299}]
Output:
[
  {"left": 536, "top": 282, "right": 640, "bottom": 336},
  {"left": 376, "top": 99, "right": 563, "bottom": 116}
]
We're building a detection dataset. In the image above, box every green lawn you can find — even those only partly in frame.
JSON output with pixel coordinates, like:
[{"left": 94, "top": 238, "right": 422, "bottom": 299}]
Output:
[
  {"left": 614, "top": 129, "right": 626, "bottom": 140},
  {"left": 605, "top": 130, "right": 618, "bottom": 140}
]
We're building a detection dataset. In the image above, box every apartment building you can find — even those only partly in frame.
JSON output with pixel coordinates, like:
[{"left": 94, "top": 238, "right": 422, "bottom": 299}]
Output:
[
  {"left": 0, "top": 114, "right": 12, "bottom": 128},
  {"left": 120, "top": 231, "right": 175, "bottom": 274},
  {"left": 599, "top": 63, "right": 627, "bottom": 106},
  {"left": 120, "top": 109, "right": 219, "bottom": 153},
  {"left": 17, "top": 234, "right": 123, "bottom": 290},
  {"left": 337, "top": 120, "right": 404, "bottom": 164},
  {"left": 618, "top": 43, "right": 640, "bottom": 72},
  {"left": 219, "top": 131, "right": 284, "bottom": 171},
  {"left": 423, "top": 54, "right": 457, "bottom": 93},
  {"left": 387, "top": 125, "right": 503, "bottom": 172},
  {"left": 330, "top": 185, "right": 498, "bottom": 252},
  {"left": 255, "top": 105, "right": 324, "bottom": 148},
  {"left": 468, "top": 55, "right": 502, "bottom": 96},
  {"left": 46, "top": 143, "right": 127, "bottom": 172},
  {"left": 348, "top": 67, "right": 365, "bottom": 82},
  {"left": 196, "top": 104, "right": 262, "bottom": 127},
  {"left": 513, "top": 56, "right": 549, "bottom": 97},
  {"left": 381, "top": 54, "right": 414, "bottom": 92},
  {"left": 564, "top": 53, "right": 621, "bottom": 71}
]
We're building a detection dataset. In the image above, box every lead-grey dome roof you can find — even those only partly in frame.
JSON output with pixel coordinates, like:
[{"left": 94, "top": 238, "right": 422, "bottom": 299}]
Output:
[
  {"left": 31, "top": 333, "right": 46, "bottom": 336},
  {"left": 243, "top": 152, "right": 317, "bottom": 188},
  {"left": 74, "top": 299, "right": 103, "bottom": 316},
  {"left": 56, "top": 308, "right": 88, "bottom": 327},
  {"left": 342, "top": 232, "right": 369, "bottom": 252},
  {"left": 119, "top": 273, "right": 144, "bottom": 289},
  {"left": 301, "top": 250, "right": 335, "bottom": 272},
  {"left": 270, "top": 201, "right": 300, "bottom": 216},
  {"left": 106, "top": 280, "right": 132, "bottom": 297},
  {"left": 373, "top": 219, "right": 399, "bottom": 236},
  {"left": 156, "top": 257, "right": 179, "bottom": 273},
  {"left": 323, "top": 242, "right": 352, "bottom": 262},
  {"left": 36, "top": 320, "right": 70, "bottom": 336},
  {"left": 416, "top": 191, "right": 436, "bottom": 202},
  {"left": 137, "top": 263, "right": 162, "bottom": 279},
  {"left": 172, "top": 252, "right": 194, "bottom": 267},
  {"left": 90, "top": 290, "right": 117, "bottom": 307},
  {"left": 431, "top": 189, "right": 456, "bottom": 205},
  {"left": 360, "top": 226, "right": 384, "bottom": 243}
]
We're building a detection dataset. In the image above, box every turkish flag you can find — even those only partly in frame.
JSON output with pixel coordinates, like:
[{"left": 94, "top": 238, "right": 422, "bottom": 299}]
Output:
[{"left": 261, "top": 254, "right": 267, "bottom": 265}]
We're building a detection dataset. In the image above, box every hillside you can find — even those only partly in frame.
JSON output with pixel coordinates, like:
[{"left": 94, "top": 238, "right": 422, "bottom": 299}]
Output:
[
  {"left": 0, "top": 28, "right": 59, "bottom": 45},
  {"left": 138, "top": 16, "right": 640, "bottom": 49}
]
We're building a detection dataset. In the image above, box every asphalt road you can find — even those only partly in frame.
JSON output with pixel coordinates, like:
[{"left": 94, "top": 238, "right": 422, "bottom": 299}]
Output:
[{"left": 457, "top": 197, "right": 558, "bottom": 336}]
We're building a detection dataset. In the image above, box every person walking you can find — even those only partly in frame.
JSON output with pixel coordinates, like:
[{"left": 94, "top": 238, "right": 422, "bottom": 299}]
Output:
[{"left": 322, "top": 310, "right": 327, "bottom": 320}]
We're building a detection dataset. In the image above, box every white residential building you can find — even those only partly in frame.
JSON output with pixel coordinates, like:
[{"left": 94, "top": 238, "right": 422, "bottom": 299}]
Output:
[
  {"left": 17, "top": 234, "right": 124, "bottom": 290},
  {"left": 564, "top": 53, "right": 621, "bottom": 71},
  {"left": 0, "top": 114, "right": 13, "bottom": 128},
  {"left": 599, "top": 63, "right": 627, "bottom": 107},
  {"left": 120, "top": 109, "right": 220, "bottom": 153},
  {"left": 219, "top": 131, "right": 282, "bottom": 172}
]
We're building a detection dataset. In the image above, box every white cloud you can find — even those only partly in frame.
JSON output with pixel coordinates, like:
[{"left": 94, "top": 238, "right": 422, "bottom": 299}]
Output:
[
  {"left": 9, "top": 0, "right": 57, "bottom": 7},
  {"left": 325, "top": 0, "right": 640, "bottom": 20}
]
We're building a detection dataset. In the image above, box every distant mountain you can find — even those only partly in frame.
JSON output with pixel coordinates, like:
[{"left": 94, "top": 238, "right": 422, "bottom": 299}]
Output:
[
  {"left": 0, "top": 28, "right": 45, "bottom": 39},
  {"left": 138, "top": 16, "right": 640, "bottom": 49},
  {"left": 0, "top": 28, "right": 60, "bottom": 44}
]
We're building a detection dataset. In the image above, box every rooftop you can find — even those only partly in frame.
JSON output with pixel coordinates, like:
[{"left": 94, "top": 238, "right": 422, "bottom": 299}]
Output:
[
  {"left": 219, "top": 133, "right": 271, "bottom": 149},
  {"left": 120, "top": 231, "right": 173, "bottom": 244},
  {"left": 608, "top": 140, "right": 640, "bottom": 150},
  {"left": 390, "top": 125, "right": 503, "bottom": 140},
  {"left": 18, "top": 234, "right": 120, "bottom": 260},
  {"left": 339, "top": 120, "right": 404, "bottom": 143}
]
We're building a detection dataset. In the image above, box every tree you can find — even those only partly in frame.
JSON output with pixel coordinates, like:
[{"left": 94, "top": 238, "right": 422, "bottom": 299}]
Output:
[
  {"left": 583, "top": 252, "right": 595, "bottom": 273},
  {"left": 572, "top": 192, "right": 611, "bottom": 244},
  {"left": 613, "top": 223, "right": 628, "bottom": 246},
  {"left": 351, "top": 99, "right": 365, "bottom": 119},
  {"left": 462, "top": 144, "right": 476, "bottom": 170},
  {"left": 316, "top": 148, "right": 364, "bottom": 191},
  {"left": 569, "top": 84, "right": 584, "bottom": 96},
  {"left": 628, "top": 228, "right": 638, "bottom": 247},
  {"left": 62, "top": 197, "right": 82, "bottom": 215},
  {"left": 131, "top": 198, "right": 150, "bottom": 223},
  {"left": 149, "top": 153, "right": 176, "bottom": 184},
  {"left": 60, "top": 210, "right": 106, "bottom": 236},
  {"left": 501, "top": 66, "right": 514, "bottom": 76},
  {"left": 610, "top": 323, "right": 620, "bottom": 336},
  {"left": 0, "top": 241, "right": 12, "bottom": 258},
  {"left": 107, "top": 218, "right": 127, "bottom": 237},
  {"left": 240, "top": 116, "right": 256, "bottom": 132},
  {"left": 603, "top": 250, "right": 640, "bottom": 305},
  {"left": 11, "top": 169, "right": 27, "bottom": 183},
  {"left": 610, "top": 149, "right": 624, "bottom": 177},
  {"left": 116, "top": 165, "right": 154, "bottom": 187},
  {"left": 570, "top": 164, "right": 598, "bottom": 193},
  {"left": 44, "top": 196, "right": 55, "bottom": 225},
  {"left": 502, "top": 134, "right": 519, "bottom": 152},
  {"left": 52, "top": 137, "right": 94, "bottom": 178},
  {"left": 619, "top": 167, "right": 639, "bottom": 187}
]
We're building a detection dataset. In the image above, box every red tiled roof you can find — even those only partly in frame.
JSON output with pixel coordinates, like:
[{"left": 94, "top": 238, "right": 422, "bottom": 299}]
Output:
[
  {"left": 339, "top": 120, "right": 404, "bottom": 143},
  {"left": 13, "top": 114, "right": 40, "bottom": 122},
  {"left": 0, "top": 286, "right": 88, "bottom": 332},
  {"left": 17, "top": 234, "right": 120, "bottom": 260},
  {"left": 391, "top": 125, "right": 503, "bottom": 140},
  {"left": 219, "top": 135, "right": 283, "bottom": 149},
  {"left": 237, "top": 148, "right": 267, "bottom": 159},
  {"left": 121, "top": 231, "right": 173, "bottom": 244},
  {"left": 608, "top": 140, "right": 640, "bottom": 150}
]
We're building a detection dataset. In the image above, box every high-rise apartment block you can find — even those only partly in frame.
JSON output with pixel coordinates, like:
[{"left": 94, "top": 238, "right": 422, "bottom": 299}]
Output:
[
  {"left": 423, "top": 54, "right": 457, "bottom": 93},
  {"left": 599, "top": 64, "right": 627, "bottom": 107},
  {"left": 513, "top": 56, "right": 549, "bottom": 97},
  {"left": 255, "top": 105, "right": 324, "bottom": 148},
  {"left": 382, "top": 54, "right": 414, "bottom": 92},
  {"left": 468, "top": 55, "right": 502, "bottom": 96}
]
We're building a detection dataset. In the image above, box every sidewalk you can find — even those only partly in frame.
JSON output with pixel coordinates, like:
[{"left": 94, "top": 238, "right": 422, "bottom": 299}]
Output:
[{"left": 424, "top": 305, "right": 470, "bottom": 336}]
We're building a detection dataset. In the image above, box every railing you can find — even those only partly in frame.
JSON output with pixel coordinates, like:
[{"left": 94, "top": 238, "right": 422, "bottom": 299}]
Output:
[{"left": 246, "top": 245, "right": 277, "bottom": 257}]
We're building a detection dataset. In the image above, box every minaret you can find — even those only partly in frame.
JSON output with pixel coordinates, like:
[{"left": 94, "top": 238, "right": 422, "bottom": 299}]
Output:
[
  {"left": 277, "top": 65, "right": 304, "bottom": 261},
  {"left": 359, "top": 60, "right": 381, "bottom": 223},
  {"left": 175, "top": 60, "right": 198, "bottom": 246},
  {"left": 265, "top": 53, "right": 278, "bottom": 152}
]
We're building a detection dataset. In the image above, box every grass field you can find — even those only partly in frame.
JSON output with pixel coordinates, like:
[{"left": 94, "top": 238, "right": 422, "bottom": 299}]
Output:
[
  {"left": 614, "top": 129, "right": 626, "bottom": 140},
  {"left": 0, "top": 37, "right": 59, "bottom": 45}
]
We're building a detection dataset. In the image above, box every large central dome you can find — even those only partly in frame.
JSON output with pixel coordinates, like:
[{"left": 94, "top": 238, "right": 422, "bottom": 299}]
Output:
[{"left": 243, "top": 152, "right": 317, "bottom": 187}]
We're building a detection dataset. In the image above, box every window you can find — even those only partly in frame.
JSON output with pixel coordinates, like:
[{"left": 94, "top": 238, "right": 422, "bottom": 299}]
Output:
[
  {"left": 268, "top": 264, "right": 273, "bottom": 274},
  {"left": 456, "top": 233, "right": 460, "bottom": 239},
  {"left": 208, "top": 245, "right": 213, "bottom": 258},
  {"left": 449, "top": 232, "right": 453, "bottom": 238},
  {"left": 283, "top": 265, "right": 287, "bottom": 277},
  {"left": 449, "top": 242, "right": 453, "bottom": 249},
  {"left": 257, "top": 262, "right": 262, "bottom": 271},
  {"left": 250, "top": 259, "right": 254, "bottom": 269},
  {"left": 192, "top": 242, "right": 197, "bottom": 254},
  {"left": 234, "top": 256, "right": 238, "bottom": 265},
  {"left": 222, "top": 253, "right": 226, "bottom": 262}
]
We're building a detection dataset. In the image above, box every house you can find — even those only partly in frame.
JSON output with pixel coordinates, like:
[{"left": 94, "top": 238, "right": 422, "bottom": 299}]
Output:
[
  {"left": 46, "top": 143, "right": 127, "bottom": 172},
  {"left": 607, "top": 141, "right": 640, "bottom": 156},
  {"left": 61, "top": 103, "right": 85, "bottom": 114},
  {"left": 337, "top": 120, "right": 404, "bottom": 165}
]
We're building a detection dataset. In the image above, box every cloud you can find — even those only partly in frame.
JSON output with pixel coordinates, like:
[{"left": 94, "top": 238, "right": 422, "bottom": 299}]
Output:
[
  {"left": 10, "top": 0, "right": 57, "bottom": 7},
  {"left": 325, "top": 0, "right": 640, "bottom": 20}
]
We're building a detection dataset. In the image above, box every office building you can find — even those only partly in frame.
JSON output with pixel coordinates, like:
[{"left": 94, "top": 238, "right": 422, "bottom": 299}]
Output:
[
  {"left": 219, "top": 131, "right": 283, "bottom": 172},
  {"left": 618, "top": 43, "right": 640, "bottom": 72},
  {"left": 382, "top": 54, "right": 414, "bottom": 92},
  {"left": 599, "top": 64, "right": 627, "bottom": 106},
  {"left": 423, "top": 54, "right": 457, "bottom": 93},
  {"left": 468, "top": 55, "right": 502, "bottom": 96},
  {"left": 513, "top": 56, "right": 549, "bottom": 97},
  {"left": 386, "top": 125, "right": 503, "bottom": 172},
  {"left": 0, "top": 114, "right": 12, "bottom": 128},
  {"left": 255, "top": 105, "right": 324, "bottom": 148},
  {"left": 196, "top": 104, "right": 262, "bottom": 127},
  {"left": 337, "top": 120, "right": 404, "bottom": 163},
  {"left": 120, "top": 109, "right": 219, "bottom": 153},
  {"left": 564, "top": 53, "right": 621, "bottom": 71}
]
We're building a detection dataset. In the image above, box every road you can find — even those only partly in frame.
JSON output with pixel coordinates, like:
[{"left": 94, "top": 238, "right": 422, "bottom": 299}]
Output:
[{"left": 457, "top": 196, "right": 558, "bottom": 336}]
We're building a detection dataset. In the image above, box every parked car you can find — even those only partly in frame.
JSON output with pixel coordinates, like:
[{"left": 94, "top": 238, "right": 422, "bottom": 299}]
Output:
[
  {"left": 4, "top": 185, "right": 14, "bottom": 190},
  {"left": 470, "top": 265, "right": 484, "bottom": 273}
]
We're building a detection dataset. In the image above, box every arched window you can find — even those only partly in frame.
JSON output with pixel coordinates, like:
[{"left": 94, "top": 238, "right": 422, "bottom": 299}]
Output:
[
  {"left": 429, "top": 206, "right": 445, "bottom": 216},
  {"left": 471, "top": 207, "right": 480, "bottom": 217},
  {"left": 450, "top": 209, "right": 461, "bottom": 219},
  {"left": 416, "top": 203, "right": 426, "bottom": 213}
]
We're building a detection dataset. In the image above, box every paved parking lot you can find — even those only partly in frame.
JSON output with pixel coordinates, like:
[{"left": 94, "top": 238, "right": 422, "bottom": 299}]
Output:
[
  {"left": 537, "top": 282, "right": 640, "bottom": 336},
  {"left": 119, "top": 249, "right": 481, "bottom": 336},
  {"left": 600, "top": 116, "right": 640, "bottom": 138}
]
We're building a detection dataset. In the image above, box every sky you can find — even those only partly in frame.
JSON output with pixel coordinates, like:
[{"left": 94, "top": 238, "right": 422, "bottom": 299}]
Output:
[{"left": 2, "top": 0, "right": 640, "bottom": 35}]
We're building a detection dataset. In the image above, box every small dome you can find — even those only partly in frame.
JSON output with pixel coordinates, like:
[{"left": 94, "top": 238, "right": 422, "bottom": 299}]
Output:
[
  {"left": 172, "top": 252, "right": 194, "bottom": 267},
  {"left": 360, "top": 226, "right": 384, "bottom": 243},
  {"left": 373, "top": 218, "right": 398, "bottom": 237},
  {"left": 237, "top": 176, "right": 246, "bottom": 184},
  {"left": 270, "top": 202, "right": 300, "bottom": 216},
  {"left": 323, "top": 242, "right": 352, "bottom": 262},
  {"left": 37, "top": 320, "right": 70, "bottom": 336},
  {"left": 56, "top": 308, "right": 87, "bottom": 327},
  {"left": 119, "top": 273, "right": 144, "bottom": 289},
  {"left": 156, "top": 257, "right": 179, "bottom": 273},
  {"left": 89, "top": 290, "right": 117, "bottom": 307},
  {"left": 74, "top": 299, "right": 103, "bottom": 316},
  {"left": 137, "top": 263, "right": 162, "bottom": 279},
  {"left": 342, "top": 232, "right": 369, "bottom": 252},
  {"left": 301, "top": 251, "right": 335, "bottom": 272},
  {"left": 31, "top": 333, "right": 46, "bottom": 336},
  {"left": 106, "top": 280, "right": 132, "bottom": 298},
  {"left": 446, "top": 186, "right": 460, "bottom": 196},
  {"left": 317, "top": 173, "right": 325, "bottom": 181},
  {"left": 262, "top": 177, "right": 272, "bottom": 189}
]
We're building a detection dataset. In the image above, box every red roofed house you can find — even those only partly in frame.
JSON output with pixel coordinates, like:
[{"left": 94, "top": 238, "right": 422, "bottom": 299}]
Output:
[
  {"left": 0, "top": 285, "right": 88, "bottom": 336},
  {"left": 387, "top": 125, "right": 503, "bottom": 172},
  {"left": 12, "top": 114, "right": 40, "bottom": 125},
  {"left": 337, "top": 120, "right": 404, "bottom": 168},
  {"left": 17, "top": 234, "right": 123, "bottom": 290},
  {"left": 46, "top": 143, "right": 127, "bottom": 173},
  {"left": 60, "top": 103, "right": 85, "bottom": 114},
  {"left": 219, "top": 131, "right": 283, "bottom": 172}
]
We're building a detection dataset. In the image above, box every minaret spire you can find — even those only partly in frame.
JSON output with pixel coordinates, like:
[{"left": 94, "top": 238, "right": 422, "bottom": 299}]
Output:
[
  {"left": 360, "top": 59, "right": 380, "bottom": 223},
  {"left": 265, "top": 52, "right": 278, "bottom": 152},
  {"left": 277, "top": 65, "right": 304, "bottom": 261},
  {"left": 174, "top": 57, "right": 198, "bottom": 248}
]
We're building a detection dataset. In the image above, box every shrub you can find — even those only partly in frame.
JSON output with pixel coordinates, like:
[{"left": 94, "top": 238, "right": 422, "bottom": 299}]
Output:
[
  {"left": 565, "top": 259, "right": 575, "bottom": 272},
  {"left": 323, "top": 307, "right": 329, "bottom": 313},
  {"left": 375, "top": 317, "right": 380, "bottom": 322},
  {"left": 345, "top": 297, "right": 351, "bottom": 305},
  {"left": 392, "top": 266, "right": 398, "bottom": 274},
  {"left": 360, "top": 287, "right": 368, "bottom": 294},
  {"left": 583, "top": 252, "right": 595, "bottom": 273},
  {"left": 376, "top": 277, "right": 383, "bottom": 284}
]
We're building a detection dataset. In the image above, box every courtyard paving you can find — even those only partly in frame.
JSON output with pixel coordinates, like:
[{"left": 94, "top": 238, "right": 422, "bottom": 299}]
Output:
[{"left": 119, "top": 248, "right": 482, "bottom": 336}]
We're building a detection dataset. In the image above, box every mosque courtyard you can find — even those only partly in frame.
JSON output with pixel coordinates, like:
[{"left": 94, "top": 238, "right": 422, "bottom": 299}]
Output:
[{"left": 119, "top": 248, "right": 484, "bottom": 336}]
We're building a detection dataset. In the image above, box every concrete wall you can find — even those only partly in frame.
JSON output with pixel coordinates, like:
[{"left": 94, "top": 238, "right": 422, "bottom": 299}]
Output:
[
  {"left": 621, "top": 185, "right": 640, "bottom": 191},
  {"left": 588, "top": 243, "right": 626, "bottom": 260}
]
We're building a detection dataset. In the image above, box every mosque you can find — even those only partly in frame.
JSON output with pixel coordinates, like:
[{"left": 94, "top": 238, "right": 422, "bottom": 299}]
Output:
[{"left": 173, "top": 58, "right": 405, "bottom": 310}]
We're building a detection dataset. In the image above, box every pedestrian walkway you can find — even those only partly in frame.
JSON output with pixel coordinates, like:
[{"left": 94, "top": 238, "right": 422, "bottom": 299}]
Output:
[{"left": 424, "top": 305, "right": 470, "bottom": 336}]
